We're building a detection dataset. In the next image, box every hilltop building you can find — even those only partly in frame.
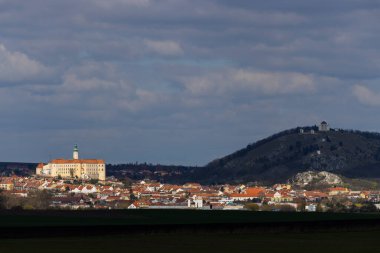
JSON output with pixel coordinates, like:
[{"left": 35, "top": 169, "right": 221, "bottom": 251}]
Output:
[
  {"left": 318, "top": 121, "right": 330, "bottom": 132},
  {"left": 36, "top": 145, "right": 106, "bottom": 181}
]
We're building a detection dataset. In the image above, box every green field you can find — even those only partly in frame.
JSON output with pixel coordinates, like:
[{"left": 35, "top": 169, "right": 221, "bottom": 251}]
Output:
[
  {"left": 1, "top": 210, "right": 380, "bottom": 253},
  {"left": 0, "top": 209, "right": 379, "bottom": 227},
  {"left": 1, "top": 230, "right": 380, "bottom": 253}
]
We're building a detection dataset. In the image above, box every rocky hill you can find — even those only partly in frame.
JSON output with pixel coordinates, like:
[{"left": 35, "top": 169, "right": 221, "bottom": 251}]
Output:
[
  {"left": 289, "top": 171, "right": 343, "bottom": 188},
  {"left": 197, "top": 127, "right": 380, "bottom": 184}
]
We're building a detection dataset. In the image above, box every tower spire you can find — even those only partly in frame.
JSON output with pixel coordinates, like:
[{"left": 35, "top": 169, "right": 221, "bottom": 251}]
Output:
[{"left": 73, "top": 144, "right": 79, "bottom": 159}]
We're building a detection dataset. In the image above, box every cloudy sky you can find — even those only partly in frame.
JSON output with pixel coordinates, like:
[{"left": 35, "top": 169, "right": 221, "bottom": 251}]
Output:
[{"left": 1, "top": 0, "right": 380, "bottom": 165}]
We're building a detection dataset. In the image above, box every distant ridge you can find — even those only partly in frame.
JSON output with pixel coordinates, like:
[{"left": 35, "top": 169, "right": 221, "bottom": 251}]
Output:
[
  {"left": 4, "top": 125, "right": 380, "bottom": 186},
  {"left": 195, "top": 126, "right": 380, "bottom": 184},
  {"left": 0, "top": 162, "right": 37, "bottom": 177}
]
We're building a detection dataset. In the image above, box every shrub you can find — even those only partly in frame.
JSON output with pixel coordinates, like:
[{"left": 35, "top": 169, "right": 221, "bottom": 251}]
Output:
[
  {"left": 245, "top": 203, "right": 260, "bottom": 211},
  {"left": 275, "top": 204, "right": 297, "bottom": 212}
]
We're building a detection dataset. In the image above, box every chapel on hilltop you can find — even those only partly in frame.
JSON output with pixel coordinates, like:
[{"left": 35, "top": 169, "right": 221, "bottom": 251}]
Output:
[{"left": 318, "top": 121, "right": 330, "bottom": 132}]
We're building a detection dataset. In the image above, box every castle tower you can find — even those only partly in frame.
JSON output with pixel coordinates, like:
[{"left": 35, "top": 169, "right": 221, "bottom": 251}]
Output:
[{"left": 73, "top": 144, "right": 79, "bottom": 160}]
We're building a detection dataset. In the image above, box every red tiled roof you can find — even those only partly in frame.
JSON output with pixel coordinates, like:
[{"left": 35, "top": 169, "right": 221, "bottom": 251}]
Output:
[
  {"left": 244, "top": 187, "right": 265, "bottom": 196},
  {"left": 304, "top": 191, "right": 328, "bottom": 198},
  {"left": 50, "top": 159, "right": 105, "bottom": 164},
  {"left": 328, "top": 187, "right": 349, "bottom": 192}
]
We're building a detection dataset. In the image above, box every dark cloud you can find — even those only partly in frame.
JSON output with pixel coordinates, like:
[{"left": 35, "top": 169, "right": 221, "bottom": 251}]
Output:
[{"left": 0, "top": 0, "right": 379, "bottom": 164}]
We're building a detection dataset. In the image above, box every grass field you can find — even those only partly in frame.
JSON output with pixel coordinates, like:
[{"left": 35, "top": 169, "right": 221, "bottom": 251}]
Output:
[
  {"left": 0, "top": 209, "right": 380, "bottom": 227},
  {"left": 1, "top": 210, "right": 380, "bottom": 253},
  {"left": 1, "top": 230, "right": 380, "bottom": 253}
]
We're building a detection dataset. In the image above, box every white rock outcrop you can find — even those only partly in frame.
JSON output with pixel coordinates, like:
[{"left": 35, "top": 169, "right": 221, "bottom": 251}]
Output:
[{"left": 290, "top": 171, "right": 343, "bottom": 186}]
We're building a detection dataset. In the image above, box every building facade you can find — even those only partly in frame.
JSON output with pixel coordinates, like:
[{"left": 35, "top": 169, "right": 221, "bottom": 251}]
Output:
[
  {"left": 36, "top": 145, "right": 106, "bottom": 181},
  {"left": 0, "top": 177, "right": 14, "bottom": 190},
  {"left": 319, "top": 121, "right": 330, "bottom": 132}
]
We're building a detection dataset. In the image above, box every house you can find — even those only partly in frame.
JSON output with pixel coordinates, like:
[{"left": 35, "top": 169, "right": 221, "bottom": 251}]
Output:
[
  {"left": 360, "top": 191, "right": 371, "bottom": 199},
  {"left": 105, "top": 196, "right": 121, "bottom": 202},
  {"left": 327, "top": 187, "right": 350, "bottom": 196},
  {"left": 71, "top": 185, "right": 98, "bottom": 194},
  {"left": 305, "top": 204, "right": 317, "bottom": 212},
  {"left": 273, "top": 184, "right": 291, "bottom": 191},
  {"left": 24, "top": 180, "right": 44, "bottom": 191},
  {"left": 266, "top": 190, "right": 293, "bottom": 203},
  {"left": 10, "top": 190, "right": 28, "bottom": 197},
  {"left": 13, "top": 181, "right": 27, "bottom": 191},
  {"left": 188, "top": 196, "right": 203, "bottom": 208},
  {"left": 223, "top": 203, "right": 245, "bottom": 210},
  {"left": 0, "top": 177, "right": 14, "bottom": 190},
  {"left": 128, "top": 200, "right": 149, "bottom": 209},
  {"left": 229, "top": 187, "right": 265, "bottom": 201},
  {"left": 183, "top": 183, "right": 202, "bottom": 189},
  {"left": 145, "top": 183, "right": 162, "bottom": 192},
  {"left": 304, "top": 191, "right": 328, "bottom": 201}
]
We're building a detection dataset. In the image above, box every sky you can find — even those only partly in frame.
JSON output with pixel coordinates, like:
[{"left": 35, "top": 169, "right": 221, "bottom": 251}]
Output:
[{"left": 1, "top": 0, "right": 380, "bottom": 165}]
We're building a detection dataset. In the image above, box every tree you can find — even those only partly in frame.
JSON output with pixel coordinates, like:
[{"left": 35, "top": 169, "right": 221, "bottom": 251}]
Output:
[
  {"left": 316, "top": 204, "right": 325, "bottom": 212},
  {"left": 359, "top": 203, "right": 377, "bottom": 213},
  {"left": 0, "top": 193, "right": 6, "bottom": 209},
  {"left": 89, "top": 179, "right": 99, "bottom": 185},
  {"left": 261, "top": 204, "right": 273, "bottom": 211},
  {"left": 276, "top": 204, "right": 296, "bottom": 212},
  {"left": 116, "top": 201, "right": 131, "bottom": 209},
  {"left": 25, "top": 190, "right": 52, "bottom": 209},
  {"left": 0, "top": 192, "right": 23, "bottom": 209},
  {"left": 70, "top": 169, "right": 75, "bottom": 178},
  {"left": 245, "top": 203, "right": 260, "bottom": 211},
  {"left": 296, "top": 199, "right": 306, "bottom": 212},
  {"left": 130, "top": 193, "right": 137, "bottom": 201},
  {"left": 121, "top": 177, "right": 133, "bottom": 188}
]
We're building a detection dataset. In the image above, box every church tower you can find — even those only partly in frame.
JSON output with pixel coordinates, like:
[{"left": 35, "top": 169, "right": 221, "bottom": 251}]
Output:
[{"left": 73, "top": 144, "right": 79, "bottom": 160}]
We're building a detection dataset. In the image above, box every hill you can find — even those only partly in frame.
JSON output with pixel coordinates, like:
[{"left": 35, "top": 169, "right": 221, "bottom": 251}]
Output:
[
  {"left": 4, "top": 126, "right": 380, "bottom": 186},
  {"left": 197, "top": 127, "right": 380, "bottom": 184},
  {"left": 0, "top": 162, "right": 36, "bottom": 177}
]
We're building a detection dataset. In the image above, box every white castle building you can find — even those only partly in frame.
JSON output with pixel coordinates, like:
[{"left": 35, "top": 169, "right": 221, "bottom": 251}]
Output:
[
  {"left": 318, "top": 121, "right": 330, "bottom": 132},
  {"left": 36, "top": 145, "right": 106, "bottom": 181}
]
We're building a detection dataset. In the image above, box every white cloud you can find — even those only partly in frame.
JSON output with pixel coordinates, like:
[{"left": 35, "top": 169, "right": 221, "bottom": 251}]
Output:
[
  {"left": 144, "top": 40, "right": 184, "bottom": 56},
  {"left": 183, "top": 69, "right": 316, "bottom": 96},
  {"left": 27, "top": 61, "right": 164, "bottom": 113},
  {"left": 94, "top": 0, "right": 150, "bottom": 8},
  {"left": 0, "top": 43, "right": 49, "bottom": 83},
  {"left": 234, "top": 70, "right": 315, "bottom": 94},
  {"left": 352, "top": 84, "right": 380, "bottom": 106}
]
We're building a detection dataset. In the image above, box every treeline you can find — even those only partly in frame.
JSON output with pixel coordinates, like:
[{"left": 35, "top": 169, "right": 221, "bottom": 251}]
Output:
[
  {"left": 207, "top": 126, "right": 318, "bottom": 168},
  {"left": 106, "top": 163, "right": 201, "bottom": 183},
  {"left": 0, "top": 191, "right": 51, "bottom": 210},
  {"left": 107, "top": 163, "right": 199, "bottom": 172},
  {"left": 343, "top": 129, "right": 380, "bottom": 140}
]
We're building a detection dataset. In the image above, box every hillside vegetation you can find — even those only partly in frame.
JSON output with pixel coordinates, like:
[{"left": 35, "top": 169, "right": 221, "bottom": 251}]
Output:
[
  {"left": 4, "top": 126, "right": 380, "bottom": 186},
  {"left": 199, "top": 127, "right": 380, "bottom": 184}
]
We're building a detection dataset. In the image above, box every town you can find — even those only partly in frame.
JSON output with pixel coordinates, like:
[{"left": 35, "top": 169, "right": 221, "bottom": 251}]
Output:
[
  {"left": 0, "top": 139, "right": 378, "bottom": 212},
  {"left": 0, "top": 174, "right": 379, "bottom": 212}
]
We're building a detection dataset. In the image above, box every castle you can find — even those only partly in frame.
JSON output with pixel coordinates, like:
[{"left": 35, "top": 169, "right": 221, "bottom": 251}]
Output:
[
  {"left": 299, "top": 121, "right": 331, "bottom": 134},
  {"left": 36, "top": 145, "right": 106, "bottom": 181},
  {"left": 318, "top": 121, "right": 330, "bottom": 132}
]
